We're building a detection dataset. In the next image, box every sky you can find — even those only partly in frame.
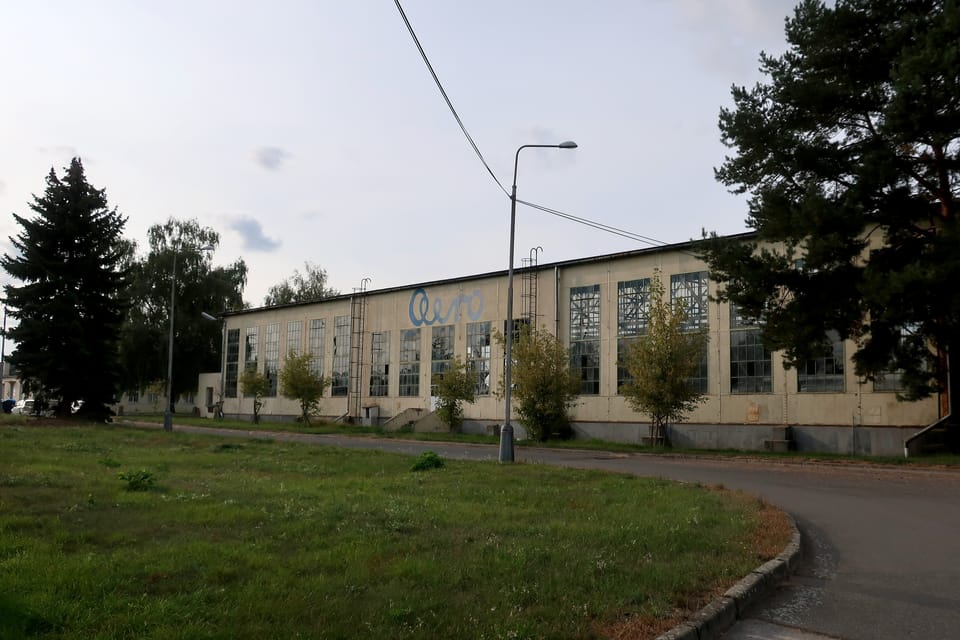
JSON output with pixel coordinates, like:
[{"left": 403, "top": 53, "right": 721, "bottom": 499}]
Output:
[{"left": 0, "top": 0, "right": 798, "bottom": 309}]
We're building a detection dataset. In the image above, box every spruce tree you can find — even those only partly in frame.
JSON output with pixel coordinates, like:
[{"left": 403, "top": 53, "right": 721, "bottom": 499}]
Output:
[
  {"left": 701, "top": 0, "right": 960, "bottom": 421},
  {"left": 2, "top": 158, "right": 129, "bottom": 419}
]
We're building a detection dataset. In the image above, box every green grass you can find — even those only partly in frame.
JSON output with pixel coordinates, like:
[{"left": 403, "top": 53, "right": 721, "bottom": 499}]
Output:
[
  {"left": 0, "top": 424, "right": 787, "bottom": 640},
  {"left": 115, "top": 413, "right": 960, "bottom": 467}
]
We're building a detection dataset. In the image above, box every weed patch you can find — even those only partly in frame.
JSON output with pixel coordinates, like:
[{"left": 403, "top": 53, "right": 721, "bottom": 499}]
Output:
[
  {"left": 213, "top": 443, "right": 245, "bottom": 452},
  {"left": 117, "top": 469, "right": 156, "bottom": 491},
  {"left": 410, "top": 450, "right": 444, "bottom": 471}
]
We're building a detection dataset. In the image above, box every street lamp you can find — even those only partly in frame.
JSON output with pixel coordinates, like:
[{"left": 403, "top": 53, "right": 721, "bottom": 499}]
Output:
[
  {"left": 163, "top": 243, "right": 213, "bottom": 432},
  {"left": 500, "top": 141, "right": 577, "bottom": 462}
]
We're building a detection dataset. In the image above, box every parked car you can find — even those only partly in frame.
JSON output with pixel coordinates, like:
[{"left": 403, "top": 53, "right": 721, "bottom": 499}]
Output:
[{"left": 11, "top": 399, "right": 35, "bottom": 415}]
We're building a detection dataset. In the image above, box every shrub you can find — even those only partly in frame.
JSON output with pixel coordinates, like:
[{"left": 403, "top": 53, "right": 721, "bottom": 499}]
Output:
[
  {"left": 410, "top": 451, "right": 444, "bottom": 472},
  {"left": 279, "top": 350, "right": 331, "bottom": 425},
  {"left": 240, "top": 366, "right": 271, "bottom": 424},
  {"left": 118, "top": 469, "right": 156, "bottom": 491},
  {"left": 495, "top": 325, "right": 580, "bottom": 442},
  {"left": 432, "top": 357, "right": 475, "bottom": 432}
]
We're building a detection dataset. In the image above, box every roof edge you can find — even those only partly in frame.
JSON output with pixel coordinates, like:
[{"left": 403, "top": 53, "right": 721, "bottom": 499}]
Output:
[{"left": 223, "top": 230, "right": 757, "bottom": 317}]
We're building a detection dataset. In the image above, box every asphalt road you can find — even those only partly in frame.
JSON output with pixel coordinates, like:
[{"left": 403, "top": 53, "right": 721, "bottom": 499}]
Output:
[{"left": 154, "top": 424, "right": 960, "bottom": 640}]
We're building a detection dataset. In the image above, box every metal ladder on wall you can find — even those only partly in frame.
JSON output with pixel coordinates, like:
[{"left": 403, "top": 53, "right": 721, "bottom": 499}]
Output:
[
  {"left": 521, "top": 247, "right": 542, "bottom": 329},
  {"left": 349, "top": 278, "right": 370, "bottom": 421}
]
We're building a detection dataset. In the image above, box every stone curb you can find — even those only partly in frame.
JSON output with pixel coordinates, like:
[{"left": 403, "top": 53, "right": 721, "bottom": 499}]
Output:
[{"left": 655, "top": 514, "right": 802, "bottom": 640}]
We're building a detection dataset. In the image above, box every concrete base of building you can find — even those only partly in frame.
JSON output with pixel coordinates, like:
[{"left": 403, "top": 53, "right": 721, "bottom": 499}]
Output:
[
  {"left": 200, "top": 414, "right": 922, "bottom": 457},
  {"left": 572, "top": 421, "right": 919, "bottom": 457},
  {"left": 463, "top": 420, "right": 921, "bottom": 457}
]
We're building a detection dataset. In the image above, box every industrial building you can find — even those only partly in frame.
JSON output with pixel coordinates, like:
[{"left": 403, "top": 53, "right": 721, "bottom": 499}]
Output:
[{"left": 197, "top": 233, "right": 939, "bottom": 456}]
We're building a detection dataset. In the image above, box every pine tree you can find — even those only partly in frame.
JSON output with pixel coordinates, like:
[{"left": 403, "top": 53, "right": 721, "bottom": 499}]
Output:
[
  {"left": 1, "top": 158, "right": 130, "bottom": 419},
  {"left": 701, "top": 0, "right": 960, "bottom": 421}
]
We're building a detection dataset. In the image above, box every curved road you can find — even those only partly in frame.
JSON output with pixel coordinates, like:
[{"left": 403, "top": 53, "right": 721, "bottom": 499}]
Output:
[{"left": 158, "top": 424, "right": 960, "bottom": 640}]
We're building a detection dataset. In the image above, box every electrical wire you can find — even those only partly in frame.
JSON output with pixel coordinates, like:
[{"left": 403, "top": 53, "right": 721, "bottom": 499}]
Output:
[
  {"left": 520, "top": 199, "right": 703, "bottom": 258},
  {"left": 393, "top": 0, "right": 508, "bottom": 197},
  {"left": 517, "top": 198, "right": 669, "bottom": 247},
  {"left": 394, "top": 0, "right": 682, "bottom": 252}
]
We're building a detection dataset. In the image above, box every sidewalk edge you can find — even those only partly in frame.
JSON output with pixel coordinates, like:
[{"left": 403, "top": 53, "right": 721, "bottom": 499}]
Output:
[{"left": 655, "top": 514, "right": 802, "bottom": 640}]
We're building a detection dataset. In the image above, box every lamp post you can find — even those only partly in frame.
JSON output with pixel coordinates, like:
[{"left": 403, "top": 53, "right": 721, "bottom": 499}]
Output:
[
  {"left": 163, "top": 243, "right": 213, "bottom": 432},
  {"left": 500, "top": 141, "right": 577, "bottom": 462}
]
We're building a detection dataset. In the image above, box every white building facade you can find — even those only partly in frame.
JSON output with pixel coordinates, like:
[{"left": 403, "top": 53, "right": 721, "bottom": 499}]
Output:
[{"left": 204, "top": 236, "right": 940, "bottom": 456}]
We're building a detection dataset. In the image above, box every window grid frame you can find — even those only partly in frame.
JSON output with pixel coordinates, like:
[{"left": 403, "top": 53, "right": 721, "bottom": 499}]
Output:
[
  {"left": 399, "top": 328, "right": 421, "bottom": 397},
  {"left": 264, "top": 323, "right": 280, "bottom": 397},
  {"left": 244, "top": 327, "right": 259, "bottom": 373},
  {"left": 225, "top": 328, "right": 240, "bottom": 398},
  {"left": 570, "top": 284, "right": 601, "bottom": 395},
  {"left": 617, "top": 278, "right": 650, "bottom": 390},
  {"left": 670, "top": 272, "right": 709, "bottom": 392},
  {"left": 431, "top": 325, "right": 456, "bottom": 395},
  {"left": 729, "top": 303, "right": 772, "bottom": 394},
  {"left": 466, "top": 321, "right": 491, "bottom": 396},
  {"left": 308, "top": 319, "right": 325, "bottom": 379},
  {"left": 332, "top": 316, "right": 350, "bottom": 397},
  {"left": 670, "top": 271, "right": 709, "bottom": 332},
  {"left": 369, "top": 331, "right": 390, "bottom": 397},
  {"left": 286, "top": 320, "right": 303, "bottom": 357},
  {"left": 730, "top": 329, "right": 773, "bottom": 393},
  {"left": 798, "top": 330, "right": 845, "bottom": 393}
]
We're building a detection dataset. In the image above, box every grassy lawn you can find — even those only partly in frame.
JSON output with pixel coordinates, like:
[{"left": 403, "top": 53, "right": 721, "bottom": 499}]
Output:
[
  {"left": 118, "top": 413, "right": 960, "bottom": 468},
  {"left": 0, "top": 423, "right": 789, "bottom": 639}
]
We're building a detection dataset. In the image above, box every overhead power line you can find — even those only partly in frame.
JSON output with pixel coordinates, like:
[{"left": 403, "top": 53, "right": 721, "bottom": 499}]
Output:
[
  {"left": 517, "top": 199, "right": 668, "bottom": 247},
  {"left": 393, "top": 0, "right": 508, "bottom": 197},
  {"left": 393, "top": 0, "right": 679, "bottom": 250}
]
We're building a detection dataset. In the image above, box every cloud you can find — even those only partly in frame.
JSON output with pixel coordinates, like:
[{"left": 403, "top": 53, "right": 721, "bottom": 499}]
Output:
[
  {"left": 254, "top": 146, "right": 289, "bottom": 171},
  {"left": 228, "top": 216, "right": 281, "bottom": 252}
]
